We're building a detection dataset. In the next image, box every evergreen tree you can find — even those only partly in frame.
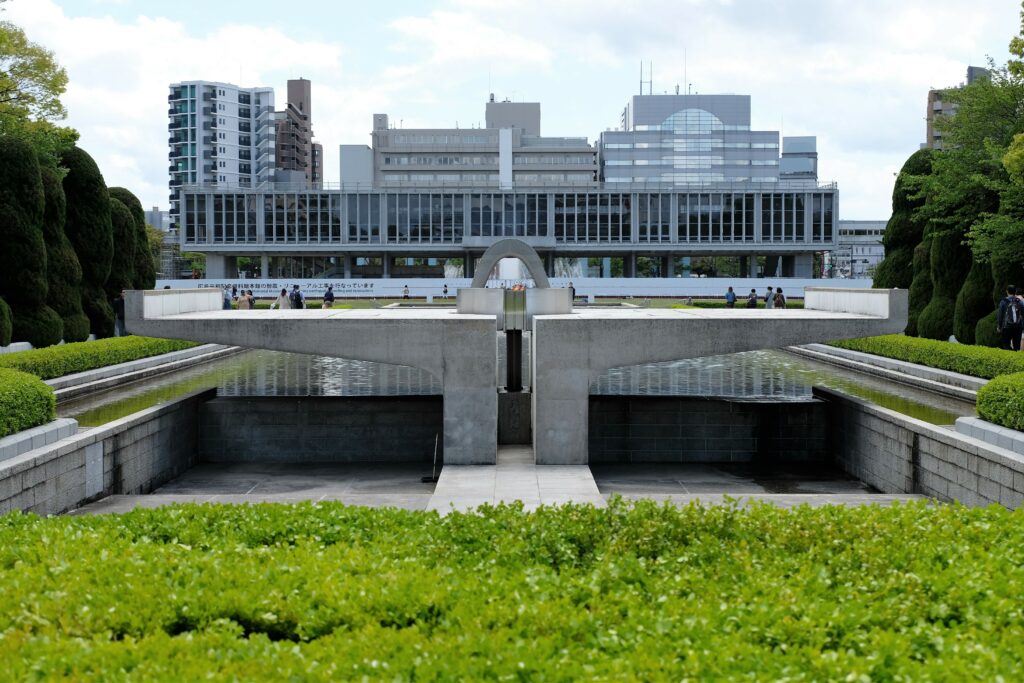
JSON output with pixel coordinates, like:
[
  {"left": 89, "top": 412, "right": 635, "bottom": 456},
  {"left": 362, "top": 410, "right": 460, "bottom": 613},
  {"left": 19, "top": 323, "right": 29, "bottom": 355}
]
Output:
[
  {"left": 0, "top": 136, "right": 62, "bottom": 347},
  {"left": 39, "top": 163, "right": 89, "bottom": 342},
  {"left": 873, "top": 149, "right": 932, "bottom": 289},
  {"left": 105, "top": 197, "right": 136, "bottom": 299},
  {"left": 0, "top": 296, "right": 11, "bottom": 347},
  {"left": 61, "top": 145, "right": 113, "bottom": 337},
  {"left": 953, "top": 259, "right": 995, "bottom": 344},
  {"left": 109, "top": 186, "right": 156, "bottom": 289},
  {"left": 905, "top": 237, "right": 933, "bottom": 337}
]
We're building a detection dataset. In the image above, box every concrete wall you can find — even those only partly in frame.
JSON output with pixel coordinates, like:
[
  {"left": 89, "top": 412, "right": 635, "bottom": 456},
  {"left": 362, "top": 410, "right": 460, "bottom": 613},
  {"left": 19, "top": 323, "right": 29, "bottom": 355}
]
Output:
[
  {"left": 588, "top": 397, "right": 827, "bottom": 463},
  {"left": 199, "top": 396, "right": 442, "bottom": 463},
  {"left": 817, "top": 388, "right": 1024, "bottom": 509},
  {"left": 0, "top": 389, "right": 211, "bottom": 516}
]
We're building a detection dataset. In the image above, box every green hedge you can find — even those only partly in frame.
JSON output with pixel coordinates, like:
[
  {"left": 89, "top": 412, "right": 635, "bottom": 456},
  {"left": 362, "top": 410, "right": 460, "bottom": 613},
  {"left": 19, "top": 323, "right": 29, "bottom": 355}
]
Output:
[
  {"left": 1, "top": 500, "right": 1023, "bottom": 679},
  {"left": 0, "top": 336, "right": 197, "bottom": 380},
  {"left": 0, "top": 296, "right": 10, "bottom": 347},
  {"left": 977, "top": 372, "right": 1024, "bottom": 431},
  {"left": 0, "top": 367, "right": 55, "bottom": 437},
  {"left": 830, "top": 334, "right": 1024, "bottom": 379}
]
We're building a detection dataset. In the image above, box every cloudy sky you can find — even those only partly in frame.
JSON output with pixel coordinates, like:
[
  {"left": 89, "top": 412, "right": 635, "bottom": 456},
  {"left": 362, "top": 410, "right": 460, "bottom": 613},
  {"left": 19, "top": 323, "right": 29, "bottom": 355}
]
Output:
[{"left": 5, "top": 0, "right": 1019, "bottom": 219}]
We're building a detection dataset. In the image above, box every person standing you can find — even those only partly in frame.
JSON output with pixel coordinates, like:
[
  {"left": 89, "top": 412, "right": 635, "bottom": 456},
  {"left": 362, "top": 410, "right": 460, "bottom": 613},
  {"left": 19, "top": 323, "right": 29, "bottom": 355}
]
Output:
[
  {"left": 773, "top": 287, "right": 787, "bottom": 309},
  {"left": 222, "top": 286, "right": 232, "bottom": 310},
  {"left": 997, "top": 284, "right": 1024, "bottom": 351},
  {"left": 236, "top": 290, "right": 254, "bottom": 310},
  {"left": 113, "top": 290, "right": 126, "bottom": 336},
  {"left": 442, "top": 283, "right": 449, "bottom": 300},
  {"left": 746, "top": 289, "right": 758, "bottom": 308},
  {"left": 765, "top": 286, "right": 775, "bottom": 310},
  {"left": 323, "top": 285, "right": 335, "bottom": 310},
  {"left": 403, "top": 284, "right": 410, "bottom": 300},
  {"left": 725, "top": 286, "right": 736, "bottom": 308},
  {"left": 271, "top": 288, "right": 290, "bottom": 310}
]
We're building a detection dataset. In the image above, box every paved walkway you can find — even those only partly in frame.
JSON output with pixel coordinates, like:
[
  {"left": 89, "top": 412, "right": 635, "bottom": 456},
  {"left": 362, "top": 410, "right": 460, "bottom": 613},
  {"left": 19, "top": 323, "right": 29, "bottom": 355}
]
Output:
[{"left": 426, "top": 446, "right": 606, "bottom": 513}]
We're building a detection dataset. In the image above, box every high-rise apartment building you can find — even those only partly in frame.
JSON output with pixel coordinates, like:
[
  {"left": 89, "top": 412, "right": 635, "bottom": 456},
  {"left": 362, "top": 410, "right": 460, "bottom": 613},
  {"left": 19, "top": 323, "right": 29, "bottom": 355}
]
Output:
[
  {"left": 168, "top": 81, "right": 276, "bottom": 228},
  {"left": 275, "top": 78, "right": 321, "bottom": 187},
  {"left": 925, "top": 66, "right": 991, "bottom": 150}
]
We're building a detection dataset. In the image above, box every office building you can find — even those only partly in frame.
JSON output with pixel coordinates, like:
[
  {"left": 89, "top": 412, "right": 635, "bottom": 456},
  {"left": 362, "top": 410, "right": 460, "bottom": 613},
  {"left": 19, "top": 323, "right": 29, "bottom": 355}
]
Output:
[
  {"left": 835, "top": 220, "right": 885, "bottom": 278},
  {"left": 168, "top": 81, "right": 277, "bottom": 229},
  {"left": 925, "top": 66, "right": 991, "bottom": 150},
  {"left": 144, "top": 207, "right": 171, "bottom": 232},
  {"left": 275, "top": 78, "right": 322, "bottom": 187}
]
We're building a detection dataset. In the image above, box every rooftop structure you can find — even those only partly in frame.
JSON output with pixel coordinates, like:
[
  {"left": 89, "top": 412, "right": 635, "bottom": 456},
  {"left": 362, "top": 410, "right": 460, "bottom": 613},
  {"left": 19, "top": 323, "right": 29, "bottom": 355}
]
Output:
[{"left": 925, "top": 66, "right": 991, "bottom": 150}]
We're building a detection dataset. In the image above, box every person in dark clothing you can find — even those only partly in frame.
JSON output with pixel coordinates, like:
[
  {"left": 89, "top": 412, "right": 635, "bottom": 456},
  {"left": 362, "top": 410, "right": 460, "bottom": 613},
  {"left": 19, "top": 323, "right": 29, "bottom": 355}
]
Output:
[
  {"left": 323, "top": 285, "right": 336, "bottom": 309},
  {"left": 725, "top": 286, "right": 736, "bottom": 308},
  {"left": 746, "top": 288, "right": 758, "bottom": 308},
  {"left": 997, "top": 284, "right": 1024, "bottom": 351},
  {"left": 113, "top": 290, "right": 126, "bottom": 337}
]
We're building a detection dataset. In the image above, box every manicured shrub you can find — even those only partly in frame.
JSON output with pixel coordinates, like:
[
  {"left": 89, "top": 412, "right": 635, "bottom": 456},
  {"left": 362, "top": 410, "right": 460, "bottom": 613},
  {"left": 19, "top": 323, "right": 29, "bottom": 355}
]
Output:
[
  {"left": 917, "top": 229, "right": 972, "bottom": 340},
  {"left": 831, "top": 334, "right": 1024, "bottom": 379},
  {"left": 1, "top": 500, "right": 1024, "bottom": 679},
  {"left": 0, "top": 336, "right": 197, "bottom": 379},
  {"left": 953, "top": 258, "right": 995, "bottom": 344},
  {"left": 39, "top": 164, "right": 90, "bottom": 343},
  {"left": 874, "top": 149, "right": 933, "bottom": 289},
  {"left": 104, "top": 197, "right": 137, "bottom": 299},
  {"left": 0, "top": 137, "right": 63, "bottom": 348},
  {"left": 977, "top": 256, "right": 1024, "bottom": 348},
  {"left": 61, "top": 146, "right": 113, "bottom": 337},
  {"left": 109, "top": 186, "right": 156, "bottom": 290},
  {"left": 905, "top": 237, "right": 932, "bottom": 336},
  {"left": 977, "top": 371, "right": 1024, "bottom": 431},
  {"left": 0, "top": 297, "right": 11, "bottom": 347},
  {"left": 0, "top": 367, "right": 55, "bottom": 437}
]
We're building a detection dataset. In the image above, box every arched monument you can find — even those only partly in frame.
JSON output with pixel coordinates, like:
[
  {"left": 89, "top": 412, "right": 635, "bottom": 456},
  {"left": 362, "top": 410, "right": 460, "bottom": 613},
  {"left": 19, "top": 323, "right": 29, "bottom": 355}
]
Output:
[{"left": 470, "top": 238, "right": 552, "bottom": 289}]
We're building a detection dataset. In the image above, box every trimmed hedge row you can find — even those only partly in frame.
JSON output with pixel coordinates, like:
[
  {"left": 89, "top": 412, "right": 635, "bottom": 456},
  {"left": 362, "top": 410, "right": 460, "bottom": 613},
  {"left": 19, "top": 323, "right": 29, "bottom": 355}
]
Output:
[
  {"left": 0, "top": 336, "right": 197, "bottom": 380},
  {"left": 0, "top": 367, "right": 55, "bottom": 438},
  {"left": 977, "top": 372, "right": 1024, "bottom": 431},
  {"left": 831, "top": 334, "right": 1024, "bottom": 379},
  {"left": 2, "top": 500, "right": 1024, "bottom": 679}
]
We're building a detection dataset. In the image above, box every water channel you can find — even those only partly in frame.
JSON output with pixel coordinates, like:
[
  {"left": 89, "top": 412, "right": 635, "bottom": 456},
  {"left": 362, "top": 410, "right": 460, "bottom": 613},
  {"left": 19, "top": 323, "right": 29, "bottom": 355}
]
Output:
[{"left": 60, "top": 348, "right": 972, "bottom": 428}]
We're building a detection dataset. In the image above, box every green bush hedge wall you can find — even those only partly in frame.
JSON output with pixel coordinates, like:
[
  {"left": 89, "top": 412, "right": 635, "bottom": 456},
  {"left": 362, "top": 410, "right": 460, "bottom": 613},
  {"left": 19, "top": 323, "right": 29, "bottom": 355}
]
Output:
[
  {"left": 61, "top": 146, "right": 113, "bottom": 337},
  {"left": 109, "top": 187, "right": 155, "bottom": 290},
  {"left": 905, "top": 237, "right": 933, "bottom": 337},
  {"left": 104, "top": 197, "right": 137, "bottom": 299},
  {"left": 977, "top": 372, "right": 1024, "bottom": 431},
  {"left": 39, "top": 164, "right": 90, "bottom": 343},
  {"left": 0, "top": 336, "right": 197, "bottom": 380},
  {"left": 953, "top": 259, "right": 995, "bottom": 345},
  {"left": 0, "top": 367, "right": 55, "bottom": 437},
  {"left": 831, "top": 334, "right": 1024, "bottom": 379},
  {"left": 874, "top": 149, "right": 933, "bottom": 289},
  {"left": 917, "top": 229, "right": 973, "bottom": 340}
]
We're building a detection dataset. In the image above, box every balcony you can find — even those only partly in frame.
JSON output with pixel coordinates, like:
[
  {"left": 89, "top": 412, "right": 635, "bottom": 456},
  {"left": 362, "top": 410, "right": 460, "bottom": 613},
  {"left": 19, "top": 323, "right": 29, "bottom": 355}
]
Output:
[
  {"left": 239, "top": 149, "right": 251, "bottom": 160},
  {"left": 238, "top": 136, "right": 251, "bottom": 147},
  {"left": 239, "top": 108, "right": 251, "bottom": 119},
  {"left": 239, "top": 121, "right": 251, "bottom": 133},
  {"left": 202, "top": 106, "right": 214, "bottom": 115},
  {"left": 203, "top": 91, "right": 216, "bottom": 101},
  {"left": 238, "top": 93, "right": 251, "bottom": 105},
  {"left": 203, "top": 150, "right": 217, "bottom": 159},
  {"left": 168, "top": 120, "right": 186, "bottom": 130},
  {"left": 203, "top": 121, "right": 217, "bottom": 130}
]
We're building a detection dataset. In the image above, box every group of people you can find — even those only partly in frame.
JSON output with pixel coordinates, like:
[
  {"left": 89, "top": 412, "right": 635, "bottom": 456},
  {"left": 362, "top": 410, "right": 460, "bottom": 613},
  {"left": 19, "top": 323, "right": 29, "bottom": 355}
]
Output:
[
  {"left": 997, "top": 285, "right": 1024, "bottom": 351},
  {"left": 724, "top": 286, "right": 787, "bottom": 309},
  {"left": 220, "top": 284, "right": 339, "bottom": 311}
]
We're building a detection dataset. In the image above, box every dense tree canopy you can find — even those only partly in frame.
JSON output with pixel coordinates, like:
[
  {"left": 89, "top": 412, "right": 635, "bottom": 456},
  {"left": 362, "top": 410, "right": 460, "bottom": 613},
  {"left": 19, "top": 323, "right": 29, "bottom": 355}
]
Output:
[
  {"left": 109, "top": 186, "right": 156, "bottom": 289},
  {"left": 40, "top": 163, "right": 89, "bottom": 342}
]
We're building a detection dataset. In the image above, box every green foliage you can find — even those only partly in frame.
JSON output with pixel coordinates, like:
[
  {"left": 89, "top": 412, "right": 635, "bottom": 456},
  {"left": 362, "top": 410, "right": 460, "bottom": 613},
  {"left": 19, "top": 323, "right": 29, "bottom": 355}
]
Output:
[
  {"left": 954, "top": 259, "right": 996, "bottom": 344},
  {"left": 0, "top": 20, "right": 68, "bottom": 125},
  {"left": 0, "top": 366, "right": 54, "bottom": 437},
  {"left": 905, "top": 237, "right": 933, "bottom": 336},
  {"left": 917, "top": 229, "right": 973, "bottom": 340},
  {"left": 104, "top": 197, "right": 136, "bottom": 298},
  {"left": 976, "top": 311, "right": 1003, "bottom": 348},
  {"left": 831, "top": 334, "right": 1024, "bottom": 379},
  {"left": 39, "top": 163, "right": 88, "bottom": 342},
  {"left": 977, "top": 371, "right": 1024, "bottom": 431},
  {"left": 1, "top": 500, "right": 1024, "bottom": 679},
  {"left": 0, "top": 336, "right": 197, "bottom": 379},
  {"left": 0, "top": 135, "right": 62, "bottom": 347},
  {"left": 61, "top": 146, "right": 112, "bottom": 337},
  {"left": 0, "top": 296, "right": 10, "bottom": 347},
  {"left": 873, "top": 150, "right": 933, "bottom": 289},
  {"left": 109, "top": 186, "right": 156, "bottom": 289}
]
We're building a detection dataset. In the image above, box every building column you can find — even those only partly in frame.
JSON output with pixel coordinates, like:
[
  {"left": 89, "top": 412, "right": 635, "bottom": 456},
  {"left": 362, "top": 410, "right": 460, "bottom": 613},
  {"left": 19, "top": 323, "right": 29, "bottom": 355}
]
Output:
[
  {"left": 664, "top": 256, "right": 675, "bottom": 278},
  {"left": 749, "top": 254, "right": 759, "bottom": 278},
  {"left": 382, "top": 255, "right": 391, "bottom": 279},
  {"left": 464, "top": 252, "right": 474, "bottom": 279},
  {"left": 793, "top": 253, "right": 814, "bottom": 278},
  {"left": 260, "top": 254, "right": 269, "bottom": 279},
  {"left": 206, "top": 254, "right": 227, "bottom": 278},
  {"left": 545, "top": 252, "right": 555, "bottom": 277},
  {"left": 624, "top": 252, "right": 636, "bottom": 278},
  {"left": 343, "top": 254, "right": 352, "bottom": 279},
  {"left": 602, "top": 257, "right": 612, "bottom": 278}
]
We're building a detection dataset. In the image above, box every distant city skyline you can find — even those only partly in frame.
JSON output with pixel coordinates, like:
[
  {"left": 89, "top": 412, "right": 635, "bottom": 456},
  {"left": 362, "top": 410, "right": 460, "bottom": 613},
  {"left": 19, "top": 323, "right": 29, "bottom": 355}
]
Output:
[{"left": 6, "top": 0, "right": 1018, "bottom": 219}]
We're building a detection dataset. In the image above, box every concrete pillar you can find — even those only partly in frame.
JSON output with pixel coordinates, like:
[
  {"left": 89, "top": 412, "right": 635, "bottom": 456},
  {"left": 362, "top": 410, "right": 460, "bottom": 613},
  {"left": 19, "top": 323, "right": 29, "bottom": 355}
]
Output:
[
  {"left": 343, "top": 254, "right": 352, "bottom": 279},
  {"left": 624, "top": 253, "right": 636, "bottom": 278},
  {"left": 749, "top": 254, "right": 759, "bottom": 278},
  {"left": 260, "top": 254, "right": 269, "bottom": 279},
  {"left": 601, "top": 257, "right": 612, "bottom": 278},
  {"left": 764, "top": 255, "right": 780, "bottom": 278},
  {"left": 665, "top": 256, "right": 675, "bottom": 278},
  {"left": 206, "top": 254, "right": 227, "bottom": 278},
  {"left": 465, "top": 253, "right": 474, "bottom": 279},
  {"left": 545, "top": 252, "right": 555, "bottom": 277},
  {"left": 781, "top": 255, "right": 795, "bottom": 277},
  {"left": 382, "top": 255, "right": 391, "bottom": 279},
  {"left": 794, "top": 253, "right": 814, "bottom": 278}
]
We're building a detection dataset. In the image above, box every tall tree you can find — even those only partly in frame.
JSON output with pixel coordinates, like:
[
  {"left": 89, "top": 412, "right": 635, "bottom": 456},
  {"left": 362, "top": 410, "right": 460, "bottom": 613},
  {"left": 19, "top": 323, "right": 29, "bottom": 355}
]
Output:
[
  {"left": 0, "top": 136, "right": 62, "bottom": 346},
  {"left": 873, "top": 149, "right": 933, "bottom": 290},
  {"left": 0, "top": 19, "right": 67, "bottom": 125},
  {"left": 39, "top": 163, "right": 89, "bottom": 342},
  {"left": 109, "top": 186, "right": 156, "bottom": 289},
  {"left": 61, "top": 145, "right": 114, "bottom": 337},
  {"left": 105, "top": 197, "right": 137, "bottom": 298}
]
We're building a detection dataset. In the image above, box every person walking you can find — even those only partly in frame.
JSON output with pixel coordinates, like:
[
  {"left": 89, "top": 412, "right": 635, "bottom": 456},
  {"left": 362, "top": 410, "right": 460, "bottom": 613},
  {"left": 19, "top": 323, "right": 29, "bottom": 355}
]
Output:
[
  {"left": 746, "top": 288, "right": 758, "bottom": 308},
  {"left": 270, "top": 288, "right": 290, "bottom": 310},
  {"left": 222, "top": 286, "right": 232, "bottom": 310},
  {"left": 289, "top": 285, "right": 305, "bottom": 309},
  {"left": 442, "top": 283, "right": 449, "bottom": 300},
  {"left": 997, "top": 284, "right": 1024, "bottom": 351},
  {"left": 765, "top": 286, "right": 775, "bottom": 310},
  {"left": 402, "top": 284, "right": 410, "bottom": 300},
  {"left": 725, "top": 286, "right": 736, "bottom": 308},
  {"left": 237, "top": 290, "right": 254, "bottom": 310},
  {"left": 113, "top": 290, "right": 126, "bottom": 336},
  {"left": 773, "top": 287, "right": 787, "bottom": 309},
  {"left": 322, "top": 285, "right": 336, "bottom": 309}
]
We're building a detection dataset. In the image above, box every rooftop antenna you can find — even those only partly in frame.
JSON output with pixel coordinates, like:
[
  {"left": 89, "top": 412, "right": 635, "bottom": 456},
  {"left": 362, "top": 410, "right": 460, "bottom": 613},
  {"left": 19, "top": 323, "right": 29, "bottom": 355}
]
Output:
[
  {"left": 640, "top": 61, "right": 653, "bottom": 96},
  {"left": 650, "top": 62, "right": 653, "bottom": 95},
  {"left": 684, "top": 49, "right": 687, "bottom": 96}
]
